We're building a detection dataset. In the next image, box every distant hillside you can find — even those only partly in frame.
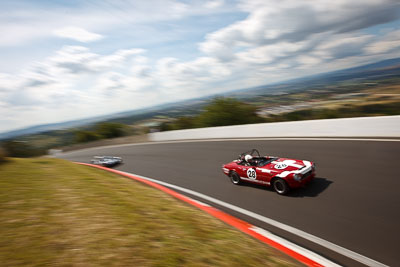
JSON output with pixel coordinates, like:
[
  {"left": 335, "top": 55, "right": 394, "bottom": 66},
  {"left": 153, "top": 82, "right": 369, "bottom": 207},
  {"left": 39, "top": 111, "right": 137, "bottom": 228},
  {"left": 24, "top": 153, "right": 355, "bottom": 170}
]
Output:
[
  {"left": 0, "top": 99, "right": 211, "bottom": 140},
  {"left": 1, "top": 57, "right": 399, "bottom": 140},
  {"left": 0, "top": 117, "right": 108, "bottom": 140},
  {"left": 225, "top": 57, "right": 400, "bottom": 98}
]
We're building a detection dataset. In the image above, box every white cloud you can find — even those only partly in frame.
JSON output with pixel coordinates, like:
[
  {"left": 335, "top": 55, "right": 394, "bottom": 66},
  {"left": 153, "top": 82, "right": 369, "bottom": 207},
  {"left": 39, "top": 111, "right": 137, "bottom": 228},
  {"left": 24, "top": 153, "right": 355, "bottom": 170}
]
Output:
[
  {"left": 0, "top": 23, "right": 49, "bottom": 47},
  {"left": 0, "top": 0, "right": 235, "bottom": 48},
  {"left": 0, "top": 45, "right": 149, "bottom": 110},
  {"left": 364, "top": 30, "right": 400, "bottom": 54},
  {"left": 205, "top": 0, "right": 225, "bottom": 9},
  {"left": 1, "top": 0, "right": 400, "bottom": 133},
  {"left": 200, "top": 0, "right": 400, "bottom": 61},
  {"left": 53, "top": 27, "right": 103, "bottom": 42},
  {"left": 47, "top": 46, "right": 146, "bottom": 74},
  {"left": 92, "top": 49, "right": 146, "bottom": 70},
  {"left": 236, "top": 41, "right": 305, "bottom": 65}
]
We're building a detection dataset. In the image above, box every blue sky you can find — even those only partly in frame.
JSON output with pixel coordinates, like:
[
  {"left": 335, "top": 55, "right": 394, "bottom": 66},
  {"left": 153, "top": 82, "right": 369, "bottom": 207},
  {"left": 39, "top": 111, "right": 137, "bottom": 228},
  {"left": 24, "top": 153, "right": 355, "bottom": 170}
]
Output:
[{"left": 0, "top": 0, "right": 400, "bottom": 133}]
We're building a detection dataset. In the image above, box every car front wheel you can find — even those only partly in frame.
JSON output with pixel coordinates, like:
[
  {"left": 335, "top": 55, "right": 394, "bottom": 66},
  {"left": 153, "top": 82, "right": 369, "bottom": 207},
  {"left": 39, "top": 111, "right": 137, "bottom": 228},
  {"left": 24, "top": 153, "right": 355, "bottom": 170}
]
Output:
[
  {"left": 273, "top": 178, "right": 290, "bottom": 195},
  {"left": 230, "top": 172, "right": 241, "bottom": 185}
]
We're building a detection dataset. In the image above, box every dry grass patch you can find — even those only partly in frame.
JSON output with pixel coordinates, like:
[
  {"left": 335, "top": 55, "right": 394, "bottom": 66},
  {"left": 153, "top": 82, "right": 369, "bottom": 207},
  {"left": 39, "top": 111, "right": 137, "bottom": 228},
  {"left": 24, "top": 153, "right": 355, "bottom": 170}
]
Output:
[{"left": 0, "top": 158, "right": 303, "bottom": 267}]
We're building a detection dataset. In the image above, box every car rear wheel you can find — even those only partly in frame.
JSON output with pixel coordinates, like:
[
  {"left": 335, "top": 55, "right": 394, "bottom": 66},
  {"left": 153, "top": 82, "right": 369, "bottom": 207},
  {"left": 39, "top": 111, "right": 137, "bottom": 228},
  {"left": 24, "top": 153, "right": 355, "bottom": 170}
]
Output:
[
  {"left": 273, "top": 178, "right": 289, "bottom": 195},
  {"left": 230, "top": 172, "right": 241, "bottom": 185}
]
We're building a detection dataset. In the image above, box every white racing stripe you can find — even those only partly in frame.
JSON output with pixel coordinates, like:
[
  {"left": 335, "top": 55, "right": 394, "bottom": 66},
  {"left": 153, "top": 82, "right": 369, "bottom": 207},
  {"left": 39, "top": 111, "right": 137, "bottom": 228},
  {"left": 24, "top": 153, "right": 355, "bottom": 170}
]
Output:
[
  {"left": 120, "top": 170, "right": 389, "bottom": 267},
  {"left": 240, "top": 176, "right": 270, "bottom": 185}
]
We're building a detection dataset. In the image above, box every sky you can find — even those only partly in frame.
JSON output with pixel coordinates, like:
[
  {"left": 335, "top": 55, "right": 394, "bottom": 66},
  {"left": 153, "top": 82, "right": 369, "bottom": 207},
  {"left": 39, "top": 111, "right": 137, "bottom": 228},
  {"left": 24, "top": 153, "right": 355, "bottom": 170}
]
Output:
[{"left": 0, "top": 0, "right": 400, "bottom": 133}]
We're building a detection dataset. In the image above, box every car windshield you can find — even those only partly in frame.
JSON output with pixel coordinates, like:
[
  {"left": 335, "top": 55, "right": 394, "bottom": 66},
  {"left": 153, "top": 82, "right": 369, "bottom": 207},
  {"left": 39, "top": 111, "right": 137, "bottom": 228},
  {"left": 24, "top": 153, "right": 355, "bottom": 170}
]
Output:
[{"left": 257, "top": 157, "right": 279, "bottom": 167}]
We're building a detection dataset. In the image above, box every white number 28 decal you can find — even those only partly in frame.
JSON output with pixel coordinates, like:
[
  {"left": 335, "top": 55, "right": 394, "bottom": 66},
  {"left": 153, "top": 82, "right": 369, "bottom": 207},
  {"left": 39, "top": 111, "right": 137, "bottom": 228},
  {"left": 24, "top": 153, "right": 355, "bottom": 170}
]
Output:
[{"left": 247, "top": 168, "right": 257, "bottom": 180}]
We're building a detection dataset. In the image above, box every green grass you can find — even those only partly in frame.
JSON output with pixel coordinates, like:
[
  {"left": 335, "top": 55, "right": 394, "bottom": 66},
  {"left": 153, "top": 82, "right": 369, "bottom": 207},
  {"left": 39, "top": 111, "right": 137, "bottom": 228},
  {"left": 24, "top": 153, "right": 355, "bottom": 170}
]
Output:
[{"left": 0, "top": 158, "right": 302, "bottom": 267}]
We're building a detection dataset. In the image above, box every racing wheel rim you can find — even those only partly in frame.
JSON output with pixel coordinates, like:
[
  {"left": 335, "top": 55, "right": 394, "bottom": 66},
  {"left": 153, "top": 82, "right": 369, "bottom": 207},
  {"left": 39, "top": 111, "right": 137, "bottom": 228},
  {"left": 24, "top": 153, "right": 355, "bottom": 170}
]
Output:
[
  {"left": 273, "top": 179, "right": 287, "bottom": 194},
  {"left": 231, "top": 173, "right": 240, "bottom": 184}
]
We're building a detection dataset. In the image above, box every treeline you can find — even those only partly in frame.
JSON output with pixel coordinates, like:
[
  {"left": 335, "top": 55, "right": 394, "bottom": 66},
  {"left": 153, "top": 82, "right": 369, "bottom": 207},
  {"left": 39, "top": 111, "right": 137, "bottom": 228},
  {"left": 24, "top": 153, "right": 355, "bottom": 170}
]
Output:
[
  {"left": 2, "top": 97, "right": 397, "bottom": 158},
  {"left": 74, "top": 122, "right": 129, "bottom": 143},
  {"left": 0, "top": 122, "right": 130, "bottom": 158},
  {"left": 160, "top": 98, "right": 264, "bottom": 131},
  {"left": 1, "top": 141, "right": 47, "bottom": 158},
  {"left": 160, "top": 98, "right": 400, "bottom": 132},
  {"left": 265, "top": 101, "right": 400, "bottom": 122}
]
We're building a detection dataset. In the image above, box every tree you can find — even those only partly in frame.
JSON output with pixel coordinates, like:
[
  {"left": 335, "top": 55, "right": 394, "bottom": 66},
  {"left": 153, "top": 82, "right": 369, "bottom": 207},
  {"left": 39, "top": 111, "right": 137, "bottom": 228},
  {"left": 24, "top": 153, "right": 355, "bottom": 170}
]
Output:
[
  {"left": 197, "top": 97, "right": 263, "bottom": 127},
  {"left": 74, "top": 131, "right": 99, "bottom": 143},
  {"left": 169, "top": 116, "right": 197, "bottom": 130},
  {"left": 95, "top": 122, "right": 127, "bottom": 139},
  {"left": 2, "top": 140, "right": 45, "bottom": 157},
  {"left": 159, "top": 122, "right": 172, "bottom": 132}
]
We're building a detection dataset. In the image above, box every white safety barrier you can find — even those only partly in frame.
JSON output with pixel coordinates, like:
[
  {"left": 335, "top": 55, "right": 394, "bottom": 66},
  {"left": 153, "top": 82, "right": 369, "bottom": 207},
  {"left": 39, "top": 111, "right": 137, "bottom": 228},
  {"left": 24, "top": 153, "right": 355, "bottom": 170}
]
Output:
[{"left": 149, "top": 115, "right": 400, "bottom": 141}]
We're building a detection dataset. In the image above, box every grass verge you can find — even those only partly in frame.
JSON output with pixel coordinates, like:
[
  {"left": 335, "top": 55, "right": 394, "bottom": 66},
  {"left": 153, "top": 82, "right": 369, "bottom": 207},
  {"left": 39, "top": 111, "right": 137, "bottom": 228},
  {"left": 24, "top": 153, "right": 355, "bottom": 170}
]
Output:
[{"left": 0, "top": 158, "right": 302, "bottom": 267}]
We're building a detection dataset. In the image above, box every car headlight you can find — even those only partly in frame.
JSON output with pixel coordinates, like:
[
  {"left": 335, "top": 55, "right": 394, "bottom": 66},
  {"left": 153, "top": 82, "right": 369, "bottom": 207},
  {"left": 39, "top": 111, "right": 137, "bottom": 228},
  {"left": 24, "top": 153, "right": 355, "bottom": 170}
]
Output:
[{"left": 293, "top": 174, "right": 301, "bottom": 181}]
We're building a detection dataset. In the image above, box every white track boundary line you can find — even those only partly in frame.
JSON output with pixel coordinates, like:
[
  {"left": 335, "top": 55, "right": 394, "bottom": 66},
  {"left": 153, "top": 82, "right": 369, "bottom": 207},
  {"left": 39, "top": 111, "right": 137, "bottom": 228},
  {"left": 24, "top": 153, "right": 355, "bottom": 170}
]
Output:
[
  {"left": 250, "top": 226, "right": 340, "bottom": 267},
  {"left": 168, "top": 190, "right": 337, "bottom": 266},
  {"left": 120, "top": 171, "right": 388, "bottom": 267}
]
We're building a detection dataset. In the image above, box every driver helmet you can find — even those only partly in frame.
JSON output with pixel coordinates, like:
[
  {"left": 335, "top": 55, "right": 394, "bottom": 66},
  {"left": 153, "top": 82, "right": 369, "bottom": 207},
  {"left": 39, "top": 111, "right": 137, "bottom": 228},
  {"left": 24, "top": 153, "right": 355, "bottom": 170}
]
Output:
[{"left": 244, "top": 155, "right": 253, "bottom": 163}]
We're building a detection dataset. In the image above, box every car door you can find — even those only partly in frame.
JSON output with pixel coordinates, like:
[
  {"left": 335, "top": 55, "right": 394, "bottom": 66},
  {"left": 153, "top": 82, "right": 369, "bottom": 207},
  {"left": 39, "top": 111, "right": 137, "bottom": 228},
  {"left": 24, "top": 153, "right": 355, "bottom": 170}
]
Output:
[
  {"left": 238, "top": 165, "right": 260, "bottom": 184},
  {"left": 255, "top": 167, "right": 274, "bottom": 185},
  {"left": 234, "top": 163, "right": 248, "bottom": 179},
  {"left": 235, "top": 163, "right": 267, "bottom": 184},
  {"left": 245, "top": 165, "right": 258, "bottom": 182}
]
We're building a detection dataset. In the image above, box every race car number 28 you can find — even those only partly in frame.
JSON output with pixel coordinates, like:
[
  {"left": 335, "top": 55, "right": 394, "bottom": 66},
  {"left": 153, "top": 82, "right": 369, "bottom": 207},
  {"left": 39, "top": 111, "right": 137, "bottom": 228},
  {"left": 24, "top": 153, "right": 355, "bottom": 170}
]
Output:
[{"left": 247, "top": 168, "right": 257, "bottom": 180}]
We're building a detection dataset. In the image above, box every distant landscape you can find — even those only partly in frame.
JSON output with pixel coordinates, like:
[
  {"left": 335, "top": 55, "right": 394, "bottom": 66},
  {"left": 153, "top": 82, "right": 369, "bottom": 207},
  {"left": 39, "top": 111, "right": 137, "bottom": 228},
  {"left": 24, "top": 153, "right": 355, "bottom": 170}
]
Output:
[{"left": 1, "top": 57, "right": 399, "bottom": 157}]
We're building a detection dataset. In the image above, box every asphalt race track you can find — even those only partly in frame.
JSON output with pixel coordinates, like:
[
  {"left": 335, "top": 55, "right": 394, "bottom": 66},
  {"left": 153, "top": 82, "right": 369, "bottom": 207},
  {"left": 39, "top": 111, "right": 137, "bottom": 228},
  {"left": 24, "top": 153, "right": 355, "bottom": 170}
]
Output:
[{"left": 58, "top": 139, "right": 400, "bottom": 266}]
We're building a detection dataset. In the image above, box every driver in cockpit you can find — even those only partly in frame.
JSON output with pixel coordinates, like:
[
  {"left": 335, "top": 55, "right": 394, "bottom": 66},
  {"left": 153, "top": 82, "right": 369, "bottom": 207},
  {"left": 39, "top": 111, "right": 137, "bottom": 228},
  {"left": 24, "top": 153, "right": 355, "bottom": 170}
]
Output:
[{"left": 245, "top": 155, "right": 257, "bottom": 166}]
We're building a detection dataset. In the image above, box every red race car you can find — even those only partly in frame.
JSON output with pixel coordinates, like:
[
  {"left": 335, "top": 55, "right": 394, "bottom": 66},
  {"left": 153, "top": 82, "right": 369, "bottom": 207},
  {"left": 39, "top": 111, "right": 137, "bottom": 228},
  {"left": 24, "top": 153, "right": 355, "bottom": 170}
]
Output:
[{"left": 222, "top": 149, "right": 315, "bottom": 195}]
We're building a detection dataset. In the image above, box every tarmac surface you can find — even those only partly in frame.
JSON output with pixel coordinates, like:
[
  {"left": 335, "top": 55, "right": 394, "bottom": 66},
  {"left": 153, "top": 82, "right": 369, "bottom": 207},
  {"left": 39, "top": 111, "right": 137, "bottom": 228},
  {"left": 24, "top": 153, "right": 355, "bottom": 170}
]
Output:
[{"left": 58, "top": 139, "right": 400, "bottom": 266}]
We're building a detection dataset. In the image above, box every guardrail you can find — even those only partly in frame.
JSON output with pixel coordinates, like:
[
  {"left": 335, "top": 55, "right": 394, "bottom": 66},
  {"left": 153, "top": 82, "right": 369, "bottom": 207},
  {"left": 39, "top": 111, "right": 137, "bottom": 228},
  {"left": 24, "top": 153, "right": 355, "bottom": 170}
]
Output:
[{"left": 149, "top": 116, "right": 400, "bottom": 141}]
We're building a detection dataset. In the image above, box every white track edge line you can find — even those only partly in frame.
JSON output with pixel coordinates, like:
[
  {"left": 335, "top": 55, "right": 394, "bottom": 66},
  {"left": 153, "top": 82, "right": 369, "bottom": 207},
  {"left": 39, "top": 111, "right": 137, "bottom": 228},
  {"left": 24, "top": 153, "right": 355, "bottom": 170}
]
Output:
[
  {"left": 120, "top": 171, "right": 388, "bottom": 267},
  {"left": 250, "top": 226, "right": 340, "bottom": 267},
  {"left": 118, "top": 172, "right": 337, "bottom": 267},
  {"left": 167, "top": 186, "right": 337, "bottom": 266}
]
